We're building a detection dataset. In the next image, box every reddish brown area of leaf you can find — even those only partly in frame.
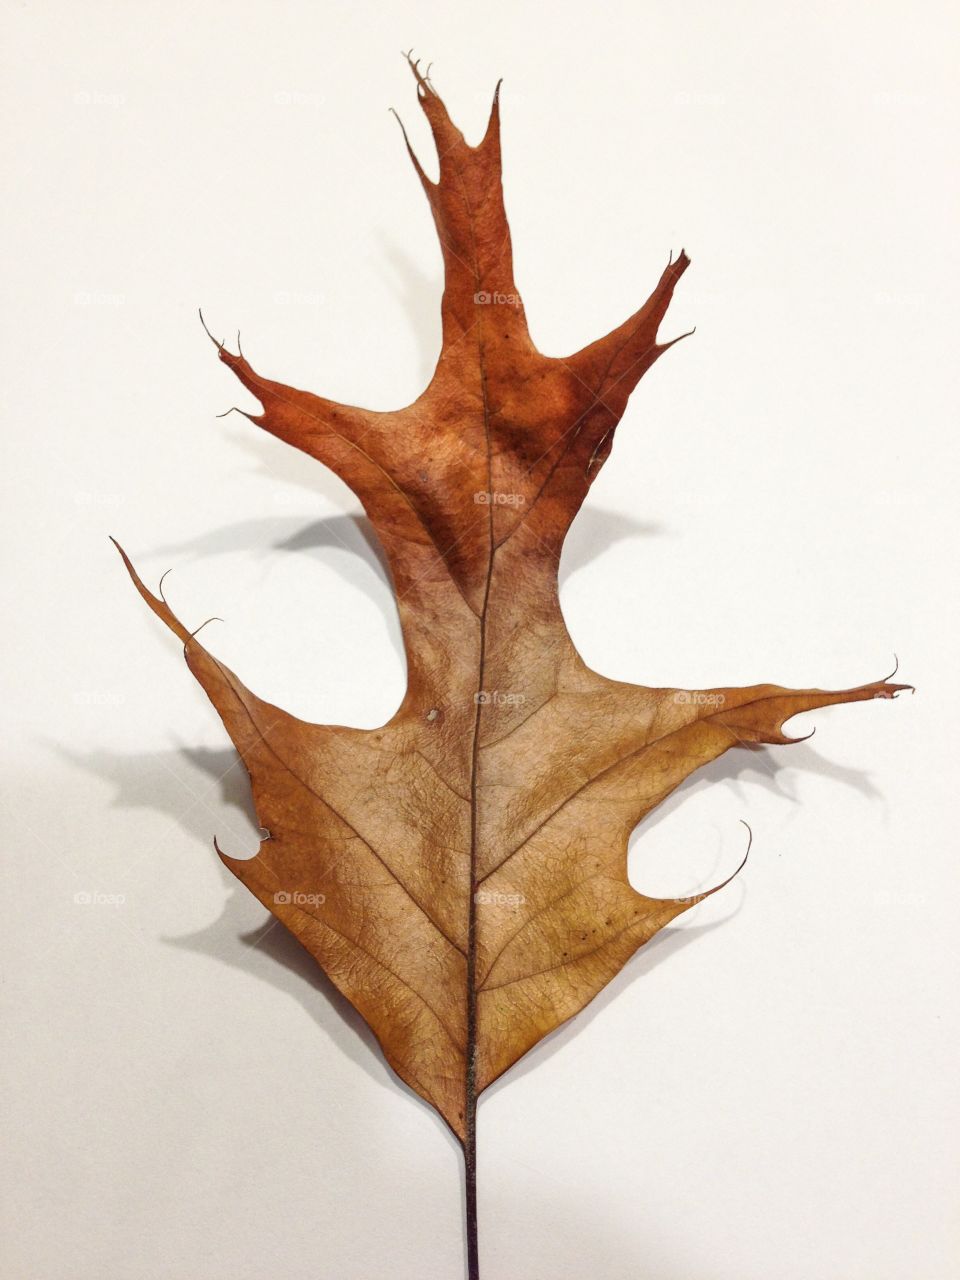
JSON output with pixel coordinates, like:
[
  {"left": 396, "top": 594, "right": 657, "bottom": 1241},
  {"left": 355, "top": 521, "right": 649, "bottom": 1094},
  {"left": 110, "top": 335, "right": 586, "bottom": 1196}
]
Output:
[{"left": 116, "top": 60, "right": 909, "bottom": 1144}]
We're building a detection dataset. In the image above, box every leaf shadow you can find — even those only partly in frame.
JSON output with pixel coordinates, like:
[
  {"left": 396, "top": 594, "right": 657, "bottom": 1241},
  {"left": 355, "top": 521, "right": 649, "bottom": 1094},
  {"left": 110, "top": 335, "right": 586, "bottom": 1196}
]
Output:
[
  {"left": 144, "top": 488, "right": 663, "bottom": 611},
  {"left": 169, "top": 877, "right": 450, "bottom": 1134},
  {"left": 62, "top": 723, "right": 876, "bottom": 1167},
  {"left": 487, "top": 737, "right": 878, "bottom": 1092},
  {"left": 55, "top": 736, "right": 455, "bottom": 1142},
  {"left": 61, "top": 729, "right": 882, "bottom": 1280},
  {"left": 150, "top": 510, "right": 394, "bottom": 588},
  {"left": 639, "top": 738, "right": 879, "bottom": 840},
  {"left": 482, "top": 741, "right": 879, "bottom": 1106},
  {"left": 379, "top": 235, "right": 442, "bottom": 391},
  {"left": 484, "top": 906, "right": 743, "bottom": 1102}
]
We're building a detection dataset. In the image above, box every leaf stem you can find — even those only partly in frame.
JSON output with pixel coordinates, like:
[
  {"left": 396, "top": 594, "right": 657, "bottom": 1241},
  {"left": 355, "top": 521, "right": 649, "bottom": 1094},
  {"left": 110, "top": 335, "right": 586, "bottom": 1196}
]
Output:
[{"left": 464, "top": 1094, "right": 479, "bottom": 1279}]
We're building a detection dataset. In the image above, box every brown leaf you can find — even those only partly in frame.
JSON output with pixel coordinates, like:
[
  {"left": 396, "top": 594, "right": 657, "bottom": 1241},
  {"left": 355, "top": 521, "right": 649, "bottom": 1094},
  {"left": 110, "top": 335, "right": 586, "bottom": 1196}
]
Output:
[{"left": 116, "top": 55, "right": 908, "bottom": 1276}]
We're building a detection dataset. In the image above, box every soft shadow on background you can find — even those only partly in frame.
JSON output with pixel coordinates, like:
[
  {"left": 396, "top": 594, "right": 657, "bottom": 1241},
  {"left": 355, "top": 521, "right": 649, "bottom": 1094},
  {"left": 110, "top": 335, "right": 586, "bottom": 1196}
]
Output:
[
  {"left": 147, "top": 470, "right": 664, "bottom": 597},
  {"left": 68, "top": 699, "right": 877, "bottom": 1151}
]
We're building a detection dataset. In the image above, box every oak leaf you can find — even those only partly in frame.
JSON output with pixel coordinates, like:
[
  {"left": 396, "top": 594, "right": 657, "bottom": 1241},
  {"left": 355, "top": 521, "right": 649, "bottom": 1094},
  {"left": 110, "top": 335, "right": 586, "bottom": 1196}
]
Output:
[{"left": 116, "top": 56, "right": 908, "bottom": 1279}]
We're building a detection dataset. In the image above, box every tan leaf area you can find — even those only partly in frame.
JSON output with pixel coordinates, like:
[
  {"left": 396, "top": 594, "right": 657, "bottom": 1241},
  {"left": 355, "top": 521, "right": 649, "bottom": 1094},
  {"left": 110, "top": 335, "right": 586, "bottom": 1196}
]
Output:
[{"left": 117, "top": 59, "right": 908, "bottom": 1143}]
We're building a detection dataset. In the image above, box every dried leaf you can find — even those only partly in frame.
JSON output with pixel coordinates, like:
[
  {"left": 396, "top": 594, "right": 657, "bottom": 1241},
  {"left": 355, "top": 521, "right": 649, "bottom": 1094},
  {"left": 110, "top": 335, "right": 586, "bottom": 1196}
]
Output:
[{"left": 116, "top": 56, "right": 908, "bottom": 1278}]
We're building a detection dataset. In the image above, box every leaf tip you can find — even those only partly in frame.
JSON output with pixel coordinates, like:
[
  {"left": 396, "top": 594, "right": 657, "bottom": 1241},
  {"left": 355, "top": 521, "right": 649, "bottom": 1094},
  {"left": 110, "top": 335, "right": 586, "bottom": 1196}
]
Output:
[{"left": 198, "top": 307, "right": 225, "bottom": 354}]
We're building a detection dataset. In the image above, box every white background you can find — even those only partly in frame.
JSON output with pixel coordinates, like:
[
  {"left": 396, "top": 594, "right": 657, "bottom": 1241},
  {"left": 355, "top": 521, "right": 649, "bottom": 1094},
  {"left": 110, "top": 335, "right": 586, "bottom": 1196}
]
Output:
[{"left": 2, "top": 2, "right": 957, "bottom": 1277}]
